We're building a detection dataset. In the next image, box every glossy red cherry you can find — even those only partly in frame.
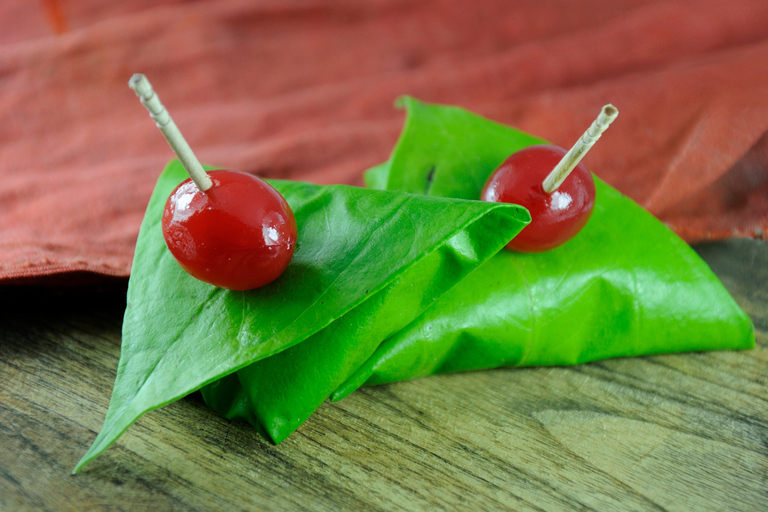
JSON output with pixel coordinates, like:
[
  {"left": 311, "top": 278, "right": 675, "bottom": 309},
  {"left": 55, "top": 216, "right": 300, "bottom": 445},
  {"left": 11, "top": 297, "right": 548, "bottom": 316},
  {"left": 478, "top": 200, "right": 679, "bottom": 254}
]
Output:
[
  {"left": 162, "top": 170, "right": 297, "bottom": 290},
  {"left": 481, "top": 145, "right": 595, "bottom": 252}
]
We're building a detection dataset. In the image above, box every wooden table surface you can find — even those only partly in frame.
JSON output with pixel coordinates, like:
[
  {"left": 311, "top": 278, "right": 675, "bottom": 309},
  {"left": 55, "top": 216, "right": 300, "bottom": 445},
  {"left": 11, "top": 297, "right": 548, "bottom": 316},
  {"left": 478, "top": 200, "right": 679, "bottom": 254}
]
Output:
[{"left": 2, "top": 239, "right": 766, "bottom": 512}]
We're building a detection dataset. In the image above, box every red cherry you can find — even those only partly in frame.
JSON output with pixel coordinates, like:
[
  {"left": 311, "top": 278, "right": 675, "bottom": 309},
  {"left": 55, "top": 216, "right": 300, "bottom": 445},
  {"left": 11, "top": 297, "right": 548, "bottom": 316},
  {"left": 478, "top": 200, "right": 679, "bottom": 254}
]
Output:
[
  {"left": 481, "top": 145, "right": 595, "bottom": 252},
  {"left": 162, "top": 170, "right": 297, "bottom": 291}
]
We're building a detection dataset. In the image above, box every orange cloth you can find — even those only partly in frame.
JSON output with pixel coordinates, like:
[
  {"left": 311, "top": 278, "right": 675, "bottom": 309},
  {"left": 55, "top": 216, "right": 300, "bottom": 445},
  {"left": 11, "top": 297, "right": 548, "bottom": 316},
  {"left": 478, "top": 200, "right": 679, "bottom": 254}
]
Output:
[{"left": 2, "top": 0, "right": 767, "bottom": 284}]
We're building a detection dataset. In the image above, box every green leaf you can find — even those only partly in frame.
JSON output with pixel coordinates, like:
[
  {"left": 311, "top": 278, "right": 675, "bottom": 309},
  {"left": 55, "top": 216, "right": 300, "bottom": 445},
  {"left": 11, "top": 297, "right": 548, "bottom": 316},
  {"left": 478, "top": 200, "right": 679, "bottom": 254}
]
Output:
[
  {"left": 233, "top": 200, "right": 523, "bottom": 443},
  {"left": 380, "top": 96, "right": 546, "bottom": 198},
  {"left": 200, "top": 373, "right": 269, "bottom": 440},
  {"left": 75, "top": 160, "right": 528, "bottom": 472},
  {"left": 332, "top": 97, "right": 755, "bottom": 400}
]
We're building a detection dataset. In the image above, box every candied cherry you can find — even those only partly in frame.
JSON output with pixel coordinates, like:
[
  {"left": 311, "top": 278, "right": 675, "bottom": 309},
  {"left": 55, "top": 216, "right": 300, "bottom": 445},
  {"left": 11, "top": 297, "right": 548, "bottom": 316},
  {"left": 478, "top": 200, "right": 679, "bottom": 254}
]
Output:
[
  {"left": 481, "top": 105, "right": 618, "bottom": 253},
  {"left": 129, "top": 73, "right": 297, "bottom": 290},
  {"left": 481, "top": 145, "right": 595, "bottom": 252},
  {"left": 162, "top": 170, "right": 297, "bottom": 290}
]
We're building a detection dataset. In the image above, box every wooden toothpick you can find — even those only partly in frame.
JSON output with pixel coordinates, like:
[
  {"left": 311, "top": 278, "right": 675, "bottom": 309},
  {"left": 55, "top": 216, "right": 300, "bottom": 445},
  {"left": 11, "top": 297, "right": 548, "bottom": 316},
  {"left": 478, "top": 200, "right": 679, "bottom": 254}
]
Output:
[
  {"left": 128, "top": 74, "right": 213, "bottom": 191},
  {"left": 542, "top": 104, "right": 619, "bottom": 194}
]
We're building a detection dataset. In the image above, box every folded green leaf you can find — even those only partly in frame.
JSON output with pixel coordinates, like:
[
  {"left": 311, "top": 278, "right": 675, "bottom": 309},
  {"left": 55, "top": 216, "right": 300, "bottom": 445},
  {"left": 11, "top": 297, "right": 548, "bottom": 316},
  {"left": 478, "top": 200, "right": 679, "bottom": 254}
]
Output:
[
  {"left": 377, "top": 96, "right": 546, "bottom": 198},
  {"left": 75, "top": 160, "right": 528, "bottom": 471},
  {"left": 217, "top": 198, "right": 526, "bottom": 443},
  {"left": 332, "top": 97, "right": 755, "bottom": 400},
  {"left": 200, "top": 372, "right": 269, "bottom": 440},
  {"left": 197, "top": 98, "right": 550, "bottom": 442}
]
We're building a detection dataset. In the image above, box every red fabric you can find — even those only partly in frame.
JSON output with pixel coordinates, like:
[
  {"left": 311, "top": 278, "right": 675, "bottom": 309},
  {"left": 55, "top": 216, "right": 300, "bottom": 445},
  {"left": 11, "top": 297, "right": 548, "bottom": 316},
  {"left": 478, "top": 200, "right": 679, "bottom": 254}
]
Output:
[{"left": 2, "top": 0, "right": 767, "bottom": 284}]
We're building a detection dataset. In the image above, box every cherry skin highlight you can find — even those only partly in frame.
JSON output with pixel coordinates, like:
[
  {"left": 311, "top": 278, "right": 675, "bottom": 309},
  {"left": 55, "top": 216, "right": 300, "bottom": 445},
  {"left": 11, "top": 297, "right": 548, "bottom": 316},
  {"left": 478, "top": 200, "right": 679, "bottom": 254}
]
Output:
[
  {"left": 481, "top": 145, "right": 595, "bottom": 253},
  {"left": 162, "top": 170, "right": 297, "bottom": 290}
]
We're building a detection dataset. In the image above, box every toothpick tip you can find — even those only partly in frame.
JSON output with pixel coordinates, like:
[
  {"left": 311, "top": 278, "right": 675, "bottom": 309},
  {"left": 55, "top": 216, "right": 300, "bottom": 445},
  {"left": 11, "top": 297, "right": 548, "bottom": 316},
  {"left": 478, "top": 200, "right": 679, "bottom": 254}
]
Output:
[
  {"left": 127, "top": 73, "right": 213, "bottom": 191},
  {"left": 541, "top": 103, "right": 619, "bottom": 194},
  {"left": 600, "top": 104, "right": 619, "bottom": 124},
  {"left": 128, "top": 74, "right": 152, "bottom": 98}
]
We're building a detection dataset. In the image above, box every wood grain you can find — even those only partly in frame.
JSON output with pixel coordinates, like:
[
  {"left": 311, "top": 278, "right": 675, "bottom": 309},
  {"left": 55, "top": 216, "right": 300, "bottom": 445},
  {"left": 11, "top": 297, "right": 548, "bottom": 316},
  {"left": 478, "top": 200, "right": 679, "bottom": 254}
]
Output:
[{"left": 1, "top": 239, "right": 766, "bottom": 511}]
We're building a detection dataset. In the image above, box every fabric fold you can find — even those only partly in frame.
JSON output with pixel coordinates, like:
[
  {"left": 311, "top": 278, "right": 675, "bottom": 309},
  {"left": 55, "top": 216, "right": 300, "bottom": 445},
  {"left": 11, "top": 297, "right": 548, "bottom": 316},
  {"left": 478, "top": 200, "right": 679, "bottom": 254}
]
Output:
[{"left": 3, "top": 0, "right": 768, "bottom": 285}]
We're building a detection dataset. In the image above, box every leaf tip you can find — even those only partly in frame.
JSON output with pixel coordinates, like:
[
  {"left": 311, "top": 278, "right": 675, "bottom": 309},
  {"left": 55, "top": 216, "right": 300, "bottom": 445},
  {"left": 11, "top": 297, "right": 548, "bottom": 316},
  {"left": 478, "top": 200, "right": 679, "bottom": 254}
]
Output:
[
  {"left": 72, "top": 458, "right": 86, "bottom": 475},
  {"left": 72, "top": 446, "right": 98, "bottom": 474},
  {"left": 394, "top": 95, "right": 417, "bottom": 110}
]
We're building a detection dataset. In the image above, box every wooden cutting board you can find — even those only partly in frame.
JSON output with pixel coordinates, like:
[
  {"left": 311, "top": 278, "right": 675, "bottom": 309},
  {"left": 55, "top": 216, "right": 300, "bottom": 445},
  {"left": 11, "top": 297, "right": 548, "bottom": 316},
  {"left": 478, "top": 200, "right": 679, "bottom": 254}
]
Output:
[{"left": 1, "top": 239, "right": 766, "bottom": 511}]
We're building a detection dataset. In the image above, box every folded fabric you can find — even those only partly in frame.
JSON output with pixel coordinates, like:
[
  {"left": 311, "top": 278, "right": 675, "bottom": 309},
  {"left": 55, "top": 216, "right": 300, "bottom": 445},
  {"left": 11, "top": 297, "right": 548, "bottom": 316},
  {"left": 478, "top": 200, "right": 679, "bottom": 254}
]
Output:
[
  {"left": 74, "top": 160, "right": 527, "bottom": 472},
  {"left": 3, "top": 0, "right": 768, "bottom": 285}
]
